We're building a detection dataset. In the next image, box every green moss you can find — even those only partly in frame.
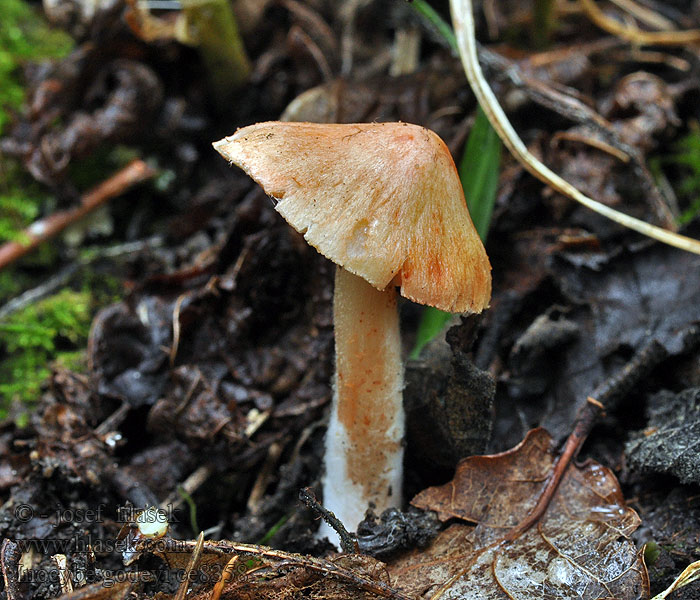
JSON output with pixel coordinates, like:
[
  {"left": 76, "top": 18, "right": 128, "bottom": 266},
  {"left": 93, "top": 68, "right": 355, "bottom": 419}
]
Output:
[
  {"left": 644, "top": 541, "right": 660, "bottom": 566},
  {"left": 0, "top": 289, "right": 92, "bottom": 418},
  {"left": 52, "top": 349, "right": 87, "bottom": 372},
  {"left": 0, "top": 158, "right": 50, "bottom": 247},
  {"left": 80, "top": 269, "right": 123, "bottom": 306},
  {"left": 0, "top": 0, "right": 73, "bottom": 134},
  {"left": 671, "top": 131, "right": 700, "bottom": 225},
  {"left": 0, "top": 271, "right": 22, "bottom": 300},
  {"left": 651, "top": 128, "right": 700, "bottom": 226}
]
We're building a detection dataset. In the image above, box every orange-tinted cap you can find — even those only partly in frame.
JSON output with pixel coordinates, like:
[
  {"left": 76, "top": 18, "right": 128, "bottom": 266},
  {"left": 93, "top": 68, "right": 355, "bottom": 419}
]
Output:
[{"left": 213, "top": 121, "right": 491, "bottom": 313}]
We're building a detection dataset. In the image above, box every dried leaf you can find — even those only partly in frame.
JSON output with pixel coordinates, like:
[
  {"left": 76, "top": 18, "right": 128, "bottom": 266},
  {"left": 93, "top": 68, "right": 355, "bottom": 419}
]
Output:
[
  {"left": 392, "top": 429, "right": 648, "bottom": 599},
  {"left": 502, "top": 230, "right": 700, "bottom": 445},
  {"left": 651, "top": 559, "right": 700, "bottom": 600}
]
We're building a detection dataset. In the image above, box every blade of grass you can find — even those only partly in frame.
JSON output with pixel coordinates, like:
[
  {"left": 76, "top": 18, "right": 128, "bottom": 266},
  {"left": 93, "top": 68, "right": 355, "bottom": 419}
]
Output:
[
  {"left": 410, "top": 107, "right": 501, "bottom": 359},
  {"left": 257, "top": 514, "right": 290, "bottom": 545},
  {"left": 177, "top": 485, "right": 200, "bottom": 534},
  {"left": 651, "top": 559, "right": 700, "bottom": 600},
  {"left": 461, "top": 107, "right": 501, "bottom": 241},
  {"left": 410, "top": 0, "right": 458, "bottom": 52},
  {"left": 410, "top": 307, "right": 452, "bottom": 359}
]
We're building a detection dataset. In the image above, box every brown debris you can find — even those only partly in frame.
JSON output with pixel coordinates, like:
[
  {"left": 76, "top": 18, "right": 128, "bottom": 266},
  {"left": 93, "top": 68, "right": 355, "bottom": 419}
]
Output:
[
  {"left": 1, "top": 1, "right": 700, "bottom": 599},
  {"left": 16, "top": 61, "right": 162, "bottom": 186}
]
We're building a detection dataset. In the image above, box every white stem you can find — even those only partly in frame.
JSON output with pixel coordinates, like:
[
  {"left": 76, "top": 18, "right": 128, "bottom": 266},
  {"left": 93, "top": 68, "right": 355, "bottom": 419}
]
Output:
[{"left": 320, "top": 267, "right": 404, "bottom": 542}]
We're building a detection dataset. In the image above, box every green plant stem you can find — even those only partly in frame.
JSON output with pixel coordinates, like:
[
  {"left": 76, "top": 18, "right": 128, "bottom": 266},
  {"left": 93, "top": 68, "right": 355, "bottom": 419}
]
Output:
[
  {"left": 177, "top": 485, "right": 200, "bottom": 534},
  {"left": 532, "top": 0, "right": 556, "bottom": 48},
  {"left": 181, "top": 0, "right": 250, "bottom": 108}
]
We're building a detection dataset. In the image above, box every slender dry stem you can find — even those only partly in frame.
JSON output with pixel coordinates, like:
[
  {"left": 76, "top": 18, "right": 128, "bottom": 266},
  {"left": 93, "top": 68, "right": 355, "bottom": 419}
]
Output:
[
  {"left": 0, "top": 159, "right": 155, "bottom": 270},
  {"left": 449, "top": 0, "right": 700, "bottom": 254}
]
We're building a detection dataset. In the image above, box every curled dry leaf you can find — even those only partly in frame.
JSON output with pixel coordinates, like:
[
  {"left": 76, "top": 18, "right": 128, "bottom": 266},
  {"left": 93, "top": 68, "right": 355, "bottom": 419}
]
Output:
[{"left": 392, "top": 428, "right": 648, "bottom": 599}]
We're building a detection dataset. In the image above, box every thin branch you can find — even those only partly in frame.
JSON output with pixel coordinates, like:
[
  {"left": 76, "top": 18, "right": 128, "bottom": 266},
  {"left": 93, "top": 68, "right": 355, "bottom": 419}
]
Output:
[
  {"left": 174, "top": 531, "right": 205, "bottom": 600},
  {"left": 449, "top": 0, "right": 700, "bottom": 254},
  {"left": 506, "top": 329, "right": 699, "bottom": 541},
  {"left": 299, "top": 487, "right": 359, "bottom": 554},
  {"left": 0, "top": 159, "right": 156, "bottom": 271},
  {"left": 0, "top": 236, "right": 163, "bottom": 319},
  {"left": 607, "top": 0, "right": 675, "bottom": 30}
]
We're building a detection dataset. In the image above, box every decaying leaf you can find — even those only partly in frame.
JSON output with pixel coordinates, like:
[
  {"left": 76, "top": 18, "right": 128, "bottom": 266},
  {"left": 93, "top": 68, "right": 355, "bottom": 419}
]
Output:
[
  {"left": 626, "top": 388, "right": 700, "bottom": 485},
  {"left": 500, "top": 228, "right": 700, "bottom": 446},
  {"left": 405, "top": 334, "right": 495, "bottom": 472},
  {"left": 395, "top": 428, "right": 648, "bottom": 599}
]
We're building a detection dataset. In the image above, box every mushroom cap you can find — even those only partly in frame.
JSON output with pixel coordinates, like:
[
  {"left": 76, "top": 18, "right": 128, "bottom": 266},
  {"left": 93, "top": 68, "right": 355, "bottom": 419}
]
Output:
[{"left": 213, "top": 121, "right": 491, "bottom": 313}]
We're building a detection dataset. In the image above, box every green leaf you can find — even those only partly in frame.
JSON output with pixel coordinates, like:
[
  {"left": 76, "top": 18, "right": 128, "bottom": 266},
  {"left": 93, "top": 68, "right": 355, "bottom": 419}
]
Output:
[{"left": 410, "top": 307, "right": 453, "bottom": 360}]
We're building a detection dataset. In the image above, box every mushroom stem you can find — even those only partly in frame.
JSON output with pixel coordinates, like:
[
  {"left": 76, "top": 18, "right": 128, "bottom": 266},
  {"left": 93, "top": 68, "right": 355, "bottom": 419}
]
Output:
[{"left": 321, "top": 266, "right": 404, "bottom": 540}]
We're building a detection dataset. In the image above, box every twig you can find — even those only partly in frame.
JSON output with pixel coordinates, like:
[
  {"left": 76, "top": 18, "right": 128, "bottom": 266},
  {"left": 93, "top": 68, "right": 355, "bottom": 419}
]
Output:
[
  {"left": 0, "top": 236, "right": 164, "bottom": 320},
  {"left": 209, "top": 555, "right": 240, "bottom": 600},
  {"left": 161, "top": 465, "right": 213, "bottom": 512},
  {"left": 299, "top": 487, "right": 359, "bottom": 554},
  {"left": 94, "top": 401, "right": 131, "bottom": 437},
  {"left": 174, "top": 531, "right": 205, "bottom": 600},
  {"left": 0, "top": 159, "right": 156, "bottom": 271},
  {"left": 449, "top": 0, "right": 700, "bottom": 254},
  {"left": 247, "top": 442, "right": 284, "bottom": 514},
  {"left": 288, "top": 25, "right": 334, "bottom": 82},
  {"left": 504, "top": 332, "right": 699, "bottom": 542},
  {"left": 0, "top": 263, "right": 78, "bottom": 319},
  {"left": 52, "top": 554, "right": 73, "bottom": 595},
  {"left": 608, "top": 0, "right": 675, "bottom": 30},
  {"left": 0, "top": 540, "right": 20, "bottom": 600}
]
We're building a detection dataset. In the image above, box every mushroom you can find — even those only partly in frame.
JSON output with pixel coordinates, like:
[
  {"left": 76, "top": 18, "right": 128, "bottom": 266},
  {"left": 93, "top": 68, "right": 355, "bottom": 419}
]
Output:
[{"left": 213, "top": 121, "right": 491, "bottom": 540}]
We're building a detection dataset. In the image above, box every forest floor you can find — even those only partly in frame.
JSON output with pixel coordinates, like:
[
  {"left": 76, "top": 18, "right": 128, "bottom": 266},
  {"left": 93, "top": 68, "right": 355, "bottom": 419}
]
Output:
[{"left": 0, "top": 1, "right": 699, "bottom": 599}]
